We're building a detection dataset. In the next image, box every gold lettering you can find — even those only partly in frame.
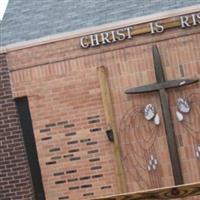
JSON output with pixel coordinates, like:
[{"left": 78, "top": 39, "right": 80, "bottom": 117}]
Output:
[
  {"left": 150, "top": 22, "right": 164, "bottom": 34},
  {"left": 101, "top": 32, "right": 111, "bottom": 44},
  {"left": 116, "top": 29, "right": 126, "bottom": 41},
  {"left": 80, "top": 37, "right": 90, "bottom": 48},
  {"left": 111, "top": 31, "right": 117, "bottom": 42},
  {"left": 126, "top": 27, "right": 133, "bottom": 39},
  {"left": 91, "top": 34, "right": 100, "bottom": 47},
  {"left": 180, "top": 15, "right": 191, "bottom": 28}
]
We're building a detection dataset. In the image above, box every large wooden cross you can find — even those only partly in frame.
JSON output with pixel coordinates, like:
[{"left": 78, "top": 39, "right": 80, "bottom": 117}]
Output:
[{"left": 125, "top": 45, "right": 199, "bottom": 185}]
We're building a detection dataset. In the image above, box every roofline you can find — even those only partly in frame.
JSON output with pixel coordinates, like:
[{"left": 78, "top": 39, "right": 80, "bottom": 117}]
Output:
[{"left": 1, "top": 4, "right": 200, "bottom": 53}]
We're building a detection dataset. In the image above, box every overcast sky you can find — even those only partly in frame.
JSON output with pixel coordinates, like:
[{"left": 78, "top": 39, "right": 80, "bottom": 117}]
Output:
[{"left": 0, "top": 0, "right": 9, "bottom": 20}]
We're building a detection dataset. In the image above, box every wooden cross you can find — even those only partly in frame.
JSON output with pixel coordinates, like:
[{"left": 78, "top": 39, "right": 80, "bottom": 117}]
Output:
[{"left": 125, "top": 45, "right": 199, "bottom": 185}]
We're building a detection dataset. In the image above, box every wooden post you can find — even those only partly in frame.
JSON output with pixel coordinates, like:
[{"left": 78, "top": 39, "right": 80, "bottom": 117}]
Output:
[{"left": 97, "top": 66, "right": 127, "bottom": 193}]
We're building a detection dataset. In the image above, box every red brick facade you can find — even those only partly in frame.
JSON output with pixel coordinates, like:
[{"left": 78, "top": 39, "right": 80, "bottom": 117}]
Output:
[
  {"left": 0, "top": 54, "right": 34, "bottom": 200},
  {"left": 2, "top": 10, "right": 200, "bottom": 200}
]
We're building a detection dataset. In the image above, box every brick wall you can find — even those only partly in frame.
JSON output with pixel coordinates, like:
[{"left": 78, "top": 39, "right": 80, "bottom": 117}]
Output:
[
  {"left": 5, "top": 11, "right": 200, "bottom": 200},
  {"left": 0, "top": 54, "right": 34, "bottom": 200},
  {"left": 9, "top": 61, "right": 119, "bottom": 200}
]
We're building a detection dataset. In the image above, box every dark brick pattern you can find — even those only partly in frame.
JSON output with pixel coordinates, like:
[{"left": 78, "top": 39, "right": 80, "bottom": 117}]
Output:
[
  {"left": 38, "top": 114, "right": 112, "bottom": 199},
  {"left": 0, "top": 53, "right": 34, "bottom": 200}
]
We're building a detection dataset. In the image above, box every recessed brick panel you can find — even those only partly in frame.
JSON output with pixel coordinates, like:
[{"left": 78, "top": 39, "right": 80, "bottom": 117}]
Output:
[{"left": 35, "top": 113, "right": 116, "bottom": 200}]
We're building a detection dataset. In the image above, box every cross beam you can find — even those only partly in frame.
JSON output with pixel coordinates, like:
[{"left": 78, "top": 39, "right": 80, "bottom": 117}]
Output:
[{"left": 125, "top": 45, "right": 199, "bottom": 185}]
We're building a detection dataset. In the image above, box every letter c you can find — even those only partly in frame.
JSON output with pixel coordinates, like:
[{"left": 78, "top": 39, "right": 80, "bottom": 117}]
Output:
[{"left": 80, "top": 37, "right": 90, "bottom": 48}]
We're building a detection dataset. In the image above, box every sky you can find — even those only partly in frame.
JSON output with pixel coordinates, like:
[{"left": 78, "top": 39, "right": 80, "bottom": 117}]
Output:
[{"left": 0, "top": 0, "right": 9, "bottom": 20}]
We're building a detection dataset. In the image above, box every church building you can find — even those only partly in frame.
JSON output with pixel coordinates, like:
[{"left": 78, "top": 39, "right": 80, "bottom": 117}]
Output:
[{"left": 1, "top": 1, "right": 200, "bottom": 200}]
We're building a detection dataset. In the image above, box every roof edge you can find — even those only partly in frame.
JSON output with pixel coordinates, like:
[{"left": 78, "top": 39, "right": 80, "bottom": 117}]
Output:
[{"left": 1, "top": 4, "right": 200, "bottom": 53}]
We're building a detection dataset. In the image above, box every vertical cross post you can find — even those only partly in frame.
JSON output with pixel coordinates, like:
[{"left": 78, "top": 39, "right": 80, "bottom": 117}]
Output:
[{"left": 152, "top": 46, "right": 183, "bottom": 185}]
